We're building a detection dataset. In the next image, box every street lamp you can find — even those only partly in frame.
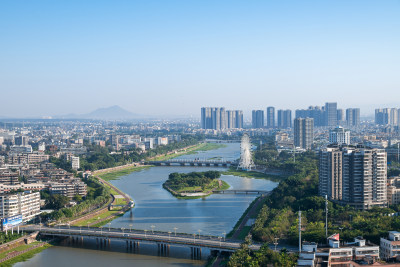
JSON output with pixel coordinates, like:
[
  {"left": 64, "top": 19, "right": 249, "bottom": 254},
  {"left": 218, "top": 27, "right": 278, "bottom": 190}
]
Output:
[
  {"left": 198, "top": 229, "right": 202, "bottom": 239},
  {"left": 222, "top": 231, "right": 226, "bottom": 242},
  {"left": 121, "top": 227, "right": 125, "bottom": 234},
  {"left": 151, "top": 225, "right": 155, "bottom": 234},
  {"left": 108, "top": 223, "right": 111, "bottom": 232},
  {"left": 87, "top": 222, "right": 90, "bottom": 230},
  {"left": 173, "top": 227, "right": 178, "bottom": 236},
  {"left": 144, "top": 229, "right": 147, "bottom": 237},
  {"left": 274, "top": 237, "right": 279, "bottom": 252},
  {"left": 193, "top": 233, "right": 196, "bottom": 243},
  {"left": 168, "top": 231, "right": 171, "bottom": 241},
  {"left": 80, "top": 226, "right": 82, "bottom": 234},
  {"left": 218, "top": 236, "right": 222, "bottom": 247},
  {"left": 100, "top": 226, "right": 103, "bottom": 235},
  {"left": 129, "top": 224, "right": 133, "bottom": 232}
]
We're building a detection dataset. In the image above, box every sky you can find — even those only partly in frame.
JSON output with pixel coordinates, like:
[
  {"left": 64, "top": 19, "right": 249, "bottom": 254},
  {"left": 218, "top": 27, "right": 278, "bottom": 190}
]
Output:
[{"left": 0, "top": 0, "right": 399, "bottom": 118}]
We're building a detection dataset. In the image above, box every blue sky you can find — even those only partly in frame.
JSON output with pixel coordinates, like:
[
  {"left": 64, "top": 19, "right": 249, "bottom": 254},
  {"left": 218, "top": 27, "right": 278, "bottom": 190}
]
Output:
[{"left": 0, "top": 0, "right": 399, "bottom": 118}]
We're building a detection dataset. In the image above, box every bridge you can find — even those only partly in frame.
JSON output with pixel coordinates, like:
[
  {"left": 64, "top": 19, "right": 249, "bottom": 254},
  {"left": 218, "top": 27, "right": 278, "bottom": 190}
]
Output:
[
  {"left": 24, "top": 225, "right": 261, "bottom": 258},
  {"left": 213, "top": 189, "right": 270, "bottom": 195},
  {"left": 146, "top": 159, "right": 237, "bottom": 167}
]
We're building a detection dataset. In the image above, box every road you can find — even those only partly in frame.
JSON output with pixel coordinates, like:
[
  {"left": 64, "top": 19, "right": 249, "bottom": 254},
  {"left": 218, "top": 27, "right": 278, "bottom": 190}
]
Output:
[{"left": 24, "top": 225, "right": 262, "bottom": 252}]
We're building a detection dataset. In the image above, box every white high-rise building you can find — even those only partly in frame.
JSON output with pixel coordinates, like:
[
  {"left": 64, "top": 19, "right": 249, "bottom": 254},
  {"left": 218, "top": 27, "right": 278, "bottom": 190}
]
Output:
[
  {"left": 329, "top": 126, "right": 350, "bottom": 145},
  {"left": 71, "top": 156, "right": 80, "bottom": 170},
  {"left": 0, "top": 192, "right": 41, "bottom": 222}
]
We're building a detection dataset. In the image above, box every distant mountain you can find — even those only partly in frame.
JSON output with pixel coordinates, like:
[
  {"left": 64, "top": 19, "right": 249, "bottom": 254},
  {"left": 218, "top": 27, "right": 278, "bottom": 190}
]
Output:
[{"left": 55, "top": 105, "right": 145, "bottom": 120}]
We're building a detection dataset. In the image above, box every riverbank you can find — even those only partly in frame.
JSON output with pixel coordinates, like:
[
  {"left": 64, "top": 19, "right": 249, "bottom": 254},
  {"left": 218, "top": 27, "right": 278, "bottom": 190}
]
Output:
[
  {"left": 223, "top": 167, "right": 286, "bottom": 181},
  {"left": 96, "top": 165, "right": 151, "bottom": 181},
  {"left": 0, "top": 232, "right": 52, "bottom": 266}
]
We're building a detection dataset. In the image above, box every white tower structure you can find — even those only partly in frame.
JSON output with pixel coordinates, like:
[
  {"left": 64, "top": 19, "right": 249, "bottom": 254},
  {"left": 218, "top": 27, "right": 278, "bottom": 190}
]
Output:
[{"left": 237, "top": 133, "right": 255, "bottom": 171}]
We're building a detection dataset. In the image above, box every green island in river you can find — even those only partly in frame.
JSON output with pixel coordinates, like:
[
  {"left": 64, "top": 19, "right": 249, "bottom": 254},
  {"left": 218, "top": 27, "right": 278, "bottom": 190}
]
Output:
[{"left": 163, "top": 171, "right": 230, "bottom": 199}]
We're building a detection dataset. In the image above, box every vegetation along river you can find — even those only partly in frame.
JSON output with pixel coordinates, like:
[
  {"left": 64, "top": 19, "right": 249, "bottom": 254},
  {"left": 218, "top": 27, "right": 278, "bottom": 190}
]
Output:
[{"left": 15, "top": 143, "right": 279, "bottom": 267}]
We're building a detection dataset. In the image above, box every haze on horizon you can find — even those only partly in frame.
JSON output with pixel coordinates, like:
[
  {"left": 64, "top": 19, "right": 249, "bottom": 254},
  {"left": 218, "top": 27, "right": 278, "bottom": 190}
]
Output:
[{"left": 0, "top": 0, "right": 399, "bottom": 118}]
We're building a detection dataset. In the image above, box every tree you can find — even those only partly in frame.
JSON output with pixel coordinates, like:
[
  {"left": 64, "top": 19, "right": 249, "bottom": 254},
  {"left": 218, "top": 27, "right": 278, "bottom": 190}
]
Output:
[{"left": 47, "top": 194, "right": 69, "bottom": 209}]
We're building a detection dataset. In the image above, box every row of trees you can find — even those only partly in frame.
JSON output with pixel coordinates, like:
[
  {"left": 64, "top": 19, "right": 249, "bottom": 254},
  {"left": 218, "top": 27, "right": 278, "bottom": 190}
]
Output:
[
  {"left": 79, "top": 134, "right": 204, "bottom": 171},
  {"left": 251, "top": 144, "right": 400, "bottom": 246},
  {"left": 164, "top": 171, "right": 221, "bottom": 191},
  {"left": 227, "top": 237, "right": 297, "bottom": 267},
  {"left": 40, "top": 177, "right": 110, "bottom": 222}
]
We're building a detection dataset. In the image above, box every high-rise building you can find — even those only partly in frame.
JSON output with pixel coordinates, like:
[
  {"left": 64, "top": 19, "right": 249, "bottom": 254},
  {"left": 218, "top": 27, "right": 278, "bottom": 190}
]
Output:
[
  {"left": 296, "top": 106, "right": 324, "bottom": 126},
  {"left": 346, "top": 108, "right": 360, "bottom": 127},
  {"left": 337, "top": 109, "right": 345, "bottom": 125},
  {"left": 329, "top": 126, "right": 350, "bottom": 145},
  {"left": 201, "top": 107, "right": 227, "bottom": 130},
  {"left": 0, "top": 192, "right": 41, "bottom": 222},
  {"left": 277, "top": 109, "right": 292, "bottom": 128},
  {"left": 266, "top": 107, "right": 275, "bottom": 128},
  {"left": 324, "top": 102, "right": 338, "bottom": 126},
  {"left": 201, "top": 107, "right": 242, "bottom": 130},
  {"left": 252, "top": 110, "right": 264, "bottom": 129},
  {"left": 226, "top": 110, "right": 243, "bottom": 129},
  {"left": 294, "top": 118, "right": 314, "bottom": 150},
  {"left": 319, "top": 145, "right": 387, "bottom": 210},
  {"left": 375, "top": 108, "right": 399, "bottom": 125},
  {"left": 14, "top": 136, "right": 29, "bottom": 146}
]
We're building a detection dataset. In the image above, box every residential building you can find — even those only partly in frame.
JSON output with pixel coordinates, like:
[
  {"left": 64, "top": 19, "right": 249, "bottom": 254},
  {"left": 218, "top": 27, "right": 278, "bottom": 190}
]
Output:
[
  {"left": 0, "top": 191, "right": 41, "bottom": 222},
  {"left": 387, "top": 177, "right": 400, "bottom": 205},
  {"left": 226, "top": 110, "right": 243, "bottom": 129},
  {"left": 325, "top": 102, "right": 338, "bottom": 126},
  {"left": 296, "top": 106, "right": 325, "bottom": 127},
  {"left": 337, "top": 109, "right": 345, "bottom": 125},
  {"left": 329, "top": 126, "right": 351, "bottom": 145},
  {"left": 380, "top": 231, "right": 400, "bottom": 260},
  {"left": 252, "top": 110, "right": 264, "bottom": 129},
  {"left": 0, "top": 170, "right": 19, "bottom": 185},
  {"left": 266, "top": 107, "right": 275, "bottom": 128},
  {"left": 14, "top": 136, "right": 29, "bottom": 146},
  {"left": 294, "top": 118, "right": 314, "bottom": 150},
  {"left": 10, "top": 145, "right": 32, "bottom": 153},
  {"left": 346, "top": 108, "right": 360, "bottom": 127},
  {"left": 319, "top": 145, "right": 387, "bottom": 210},
  {"left": 375, "top": 108, "right": 399, "bottom": 125},
  {"left": 71, "top": 156, "right": 80, "bottom": 170},
  {"left": 201, "top": 107, "right": 227, "bottom": 130},
  {"left": 48, "top": 181, "right": 87, "bottom": 198},
  {"left": 277, "top": 109, "right": 292, "bottom": 128}
]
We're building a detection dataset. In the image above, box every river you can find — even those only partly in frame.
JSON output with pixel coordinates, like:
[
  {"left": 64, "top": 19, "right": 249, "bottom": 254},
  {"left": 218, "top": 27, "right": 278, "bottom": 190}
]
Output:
[{"left": 15, "top": 143, "right": 278, "bottom": 267}]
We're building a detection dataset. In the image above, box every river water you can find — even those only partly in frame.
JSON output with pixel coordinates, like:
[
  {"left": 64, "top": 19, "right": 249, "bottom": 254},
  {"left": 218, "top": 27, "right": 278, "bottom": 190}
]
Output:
[{"left": 15, "top": 143, "right": 277, "bottom": 267}]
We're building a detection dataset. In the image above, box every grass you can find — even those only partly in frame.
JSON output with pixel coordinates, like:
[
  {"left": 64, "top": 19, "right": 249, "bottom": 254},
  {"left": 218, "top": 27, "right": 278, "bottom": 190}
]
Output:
[
  {"left": 191, "top": 143, "right": 227, "bottom": 152},
  {"left": 0, "top": 242, "right": 52, "bottom": 267},
  {"left": 236, "top": 226, "right": 252, "bottom": 240},
  {"left": 226, "top": 197, "right": 260, "bottom": 238},
  {"left": 91, "top": 213, "right": 124, "bottom": 227},
  {"left": 73, "top": 209, "right": 117, "bottom": 227},
  {"left": 98, "top": 165, "right": 151, "bottom": 181},
  {"left": 114, "top": 197, "right": 127, "bottom": 205},
  {"left": 223, "top": 167, "right": 285, "bottom": 181},
  {"left": 164, "top": 180, "right": 230, "bottom": 200}
]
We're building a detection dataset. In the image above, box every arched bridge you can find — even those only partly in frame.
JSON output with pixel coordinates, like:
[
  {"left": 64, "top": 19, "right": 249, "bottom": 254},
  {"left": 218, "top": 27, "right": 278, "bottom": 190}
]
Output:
[{"left": 146, "top": 159, "right": 237, "bottom": 167}]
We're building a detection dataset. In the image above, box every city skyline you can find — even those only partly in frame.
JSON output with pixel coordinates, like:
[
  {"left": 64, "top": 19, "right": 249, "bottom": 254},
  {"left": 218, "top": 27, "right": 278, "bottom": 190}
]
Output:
[{"left": 1, "top": 1, "right": 399, "bottom": 117}]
